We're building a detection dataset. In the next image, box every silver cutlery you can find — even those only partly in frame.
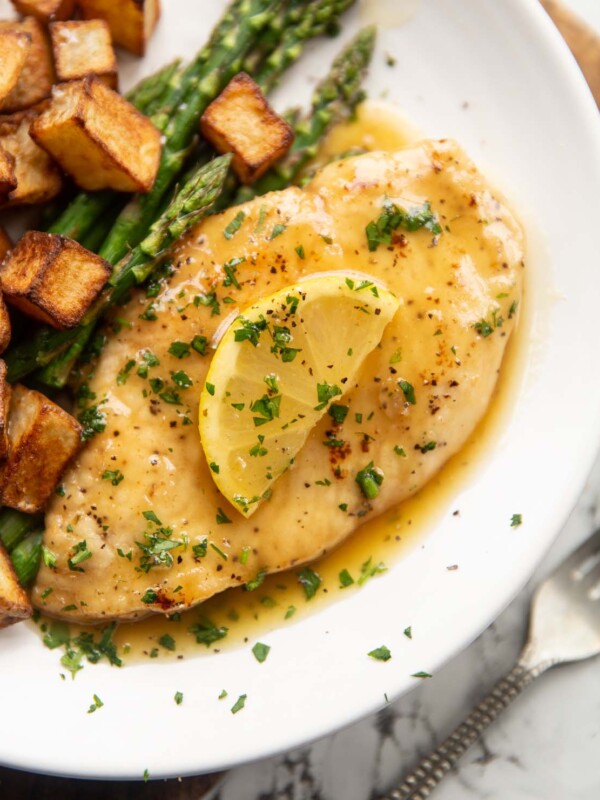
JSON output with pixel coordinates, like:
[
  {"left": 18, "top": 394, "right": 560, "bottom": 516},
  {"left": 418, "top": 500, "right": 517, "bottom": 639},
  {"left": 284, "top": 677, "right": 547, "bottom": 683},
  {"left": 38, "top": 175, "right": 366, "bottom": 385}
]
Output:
[{"left": 381, "top": 527, "right": 600, "bottom": 799}]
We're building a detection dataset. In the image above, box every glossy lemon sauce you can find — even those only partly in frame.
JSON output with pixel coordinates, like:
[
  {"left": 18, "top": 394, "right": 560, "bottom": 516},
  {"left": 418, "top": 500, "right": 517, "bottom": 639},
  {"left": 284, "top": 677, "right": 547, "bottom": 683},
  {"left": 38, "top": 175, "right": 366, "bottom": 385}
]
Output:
[{"left": 35, "top": 101, "right": 527, "bottom": 662}]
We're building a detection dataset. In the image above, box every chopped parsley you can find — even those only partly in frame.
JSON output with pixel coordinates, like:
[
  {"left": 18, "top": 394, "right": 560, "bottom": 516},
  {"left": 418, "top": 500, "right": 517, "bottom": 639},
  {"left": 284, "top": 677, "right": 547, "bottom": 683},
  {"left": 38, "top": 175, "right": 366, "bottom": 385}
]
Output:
[
  {"left": 398, "top": 379, "right": 416, "bottom": 405},
  {"left": 191, "top": 335, "right": 208, "bottom": 355},
  {"left": 245, "top": 569, "right": 266, "bottom": 591},
  {"left": 404, "top": 626, "right": 413, "bottom": 639},
  {"left": 234, "top": 316, "right": 268, "bottom": 347},
  {"left": 231, "top": 694, "right": 247, "bottom": 714},
  {"left": 270, "top": 223, "right": 287, "bottom": 240},
  {"left": 355, "top": 462, "right": 384, "bottom": 500},
  {"left": 297, "top": 566, "right": 322, "bottom": 600},
  {"left": 411, "top": 671, "right": 432, "bottom": 679},
  {"left": 339, "top": 569, "right": 354, "bottom": 588},
  {"left": 366, "top": 200, "right": 442, "bottom": 252},
  {"left": 223, "top": 257, "right": 244, "bottom": 289},
  {"left": 252, "top": 642, "right": 270, "bottom": 663},
  {"left": 171, "top": 370, "right": 193, "bottom": 389},
  {"left": 87, "top": 694, "right": 104, "bottom": 714},
  {"left": 328, "top": 403, "right": 349, "bottom": 424},
  {"left": 168, "top": 341, "right": 191, "bottom": 359},
  {"left": 174, "top": 691, "right": 183, "bottom": 705},
  {"left": 315, "top": 382, "right": 342, "bottom": 411},
  {"left": 224, "top": 210, "right": 246, "bottom": 239},
  {"left": 216, "top": 507, "right": 232, "bottom": 525},
  {"left": 295, "top": 245, "right": 305, "bottom": 259},
  {"left": 68, "top": 540, "right": 92, "bottom": 572},
  {"left": 510, "top": 513, "right": 523, "bottom": 528},
  {"left": 78, "top": 403, "right": 107, "bottom": 441},
  {"left": 250, "top": 393, "right": 281, "bottom": 426},
  {"left": 117, "top": 359, "right": 136, "bottom": 385},
  {"left": 358, "top": 557, "right": 387, "bottom": 586},
  {"left": 189, "top": 617, "right": 228, "bottom": 646},
  {"left": 159, "top": 633, "right": 176, "bottom": 651},
  {"left": 368, "top": 646, "right": 392, "bottom": 662},
  {"left": 102, "top": 469, "right": 124, "bottom": 486}
]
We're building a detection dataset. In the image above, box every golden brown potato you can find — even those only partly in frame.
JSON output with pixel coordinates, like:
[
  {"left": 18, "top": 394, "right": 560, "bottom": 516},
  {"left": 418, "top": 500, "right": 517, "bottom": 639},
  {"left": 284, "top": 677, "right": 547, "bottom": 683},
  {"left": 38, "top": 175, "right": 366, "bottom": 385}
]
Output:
[
  {"left": 0, "top": 383, "right": 82, "bottom": 514},
  {"left": 200, "top": 72, "right": 294, "bottom": 185},
  {"left": 0, "top": 293, "right": 11, "bottom": 356},
  {"left": 50, "top": 20, "right": 118, "bottom": 89},
  {"left": 0, "top": 141, "right": 16, "bottom": 201},
  {"left": 11, "top": 0, "right": 76, "bottom": 22},
  {"left": 31, "top": 77, "right": 162, "bottom": 192},
  {"left": 0, "top": 30, "right": 31, "bottom": 107},
  {"left": 0, "top": 231, "right": 112, "bottom": 330},
  {"left": 0, "top": 18, "right": 54, "bottom": 113},
  {"left": 0, "top": 359, "right": 11, "bottom": 459},
  {"left": 0, "top": 226, "right": 11, "bottom": 263},
  {"left": 78, "top": 0, "right": 160, "bottom": 56},
  {"left": 0, "top": 542, "right": 32, "bottom": 628},
  {"left": 0, "top": 113, "right": 62, "bottom": 207}
]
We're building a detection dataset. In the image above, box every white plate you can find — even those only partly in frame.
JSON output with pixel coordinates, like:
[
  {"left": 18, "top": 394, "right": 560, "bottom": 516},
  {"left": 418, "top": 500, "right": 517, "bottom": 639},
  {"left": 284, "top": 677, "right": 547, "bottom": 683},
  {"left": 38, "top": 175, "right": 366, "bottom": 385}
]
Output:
[{"left": 1, "top": 0, "right": 600, "bottom": 781}]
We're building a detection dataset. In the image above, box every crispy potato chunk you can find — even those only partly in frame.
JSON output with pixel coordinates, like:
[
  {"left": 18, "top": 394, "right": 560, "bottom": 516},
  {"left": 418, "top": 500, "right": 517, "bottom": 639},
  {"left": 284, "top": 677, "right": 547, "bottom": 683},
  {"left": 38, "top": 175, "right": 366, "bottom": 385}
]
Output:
[
  {"left": 0, "top": 30, "right": 31, "bottom": 107},
  {"left": 50, "top": 20, "right": 118, "bottom": 89},
  {"left": 0, "top": 359, "right": 10, "bottom": 459},
  {"left": 0, "top": 18, "right": 54, "bottom": 113},
  {"left": 0, "top": 113, "right": 62, "bottom": 206},
  {"left": 78, "top": 0, "right": 160, "bottom": 56},
  {"left": 0, "top": 542, "right": 32, "bottom": 628},
  {"left": 31, "top": 77, "right": 162, "bottom": 192},
  {"left": 0, "top": 293, "right": 11, "bottom": 356},
  {"left": 0, "top": 384, "right": 82, "bottom": 514},
  {"left": 11, "top": 0, "right": 76, "bottom": 22},
  {"left": 0, "top": 231, "right": 111, "bottom": 330},
  {"left": 0, "top": 141, "right": 16, "bottom": 200},
  {"left": 0, "top": 226, "right": 11, "bottom": 262},
  {"left": 200, "top": 72, "right": 294, "bottom": 185}
]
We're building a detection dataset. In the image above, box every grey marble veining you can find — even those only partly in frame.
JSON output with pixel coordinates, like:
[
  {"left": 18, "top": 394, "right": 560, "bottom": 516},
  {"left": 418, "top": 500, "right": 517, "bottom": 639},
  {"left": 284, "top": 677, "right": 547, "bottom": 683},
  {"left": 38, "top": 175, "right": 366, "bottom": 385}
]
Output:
[{"left": 213, "top": 452, "right": 600, "bottom": 800}]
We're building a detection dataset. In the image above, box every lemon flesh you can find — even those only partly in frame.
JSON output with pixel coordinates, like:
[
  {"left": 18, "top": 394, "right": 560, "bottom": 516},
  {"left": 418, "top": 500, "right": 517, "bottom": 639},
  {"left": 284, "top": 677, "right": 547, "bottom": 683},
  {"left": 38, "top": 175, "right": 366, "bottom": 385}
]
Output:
[{"left": 199, "top": 273, "right": 400, "bottom": 517}]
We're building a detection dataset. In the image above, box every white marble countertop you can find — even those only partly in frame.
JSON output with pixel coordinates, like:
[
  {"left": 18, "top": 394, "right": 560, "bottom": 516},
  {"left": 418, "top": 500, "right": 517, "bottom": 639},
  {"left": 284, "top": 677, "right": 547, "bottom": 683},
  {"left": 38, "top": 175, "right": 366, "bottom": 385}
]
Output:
[{"left": 214, "top": 3, "right": 600, "bottom": 799}]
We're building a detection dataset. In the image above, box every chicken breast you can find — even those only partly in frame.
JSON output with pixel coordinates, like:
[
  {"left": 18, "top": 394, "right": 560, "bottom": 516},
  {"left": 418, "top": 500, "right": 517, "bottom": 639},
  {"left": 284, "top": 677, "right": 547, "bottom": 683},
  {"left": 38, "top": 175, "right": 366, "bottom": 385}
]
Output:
[{"left": 34, "top": 140, "right": 525, "bottom": 621}]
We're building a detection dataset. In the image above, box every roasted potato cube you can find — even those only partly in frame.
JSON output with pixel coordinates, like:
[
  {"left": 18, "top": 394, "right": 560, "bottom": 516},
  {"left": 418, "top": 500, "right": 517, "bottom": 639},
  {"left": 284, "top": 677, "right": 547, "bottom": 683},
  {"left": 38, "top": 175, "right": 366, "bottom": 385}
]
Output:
[
  {"left": 0, "top": 141, "right": 16, "bottom": 200},
  {"left": 31, "top": 77, "right": 162, "bottom": 192},
  {"left": 0, "top": 30, "right": 30, "bottom": 107},
  {"left": 0, "top": 113, "right": 62, "bottom": 206},
  {"left": 200, "top": 72, "right": 294, "bottom": 185},
  {"left": 0, "top": 226, "right": 12, "bottom": 263},
  {"left": 11, "top": 0, "right": 76, "bottom": 22},
  {"left": 78, "top": 0, "right": 160, "bottom": 56},
  {"left": 0, "top": 360, "right": 11, "bottom": 458},
  {"left": 0, "top": 231, "right": 111, "bottom": 330},
  {"left": 0, "top": 542, "right": 32, "bottom": 628},
  {"left": 0, "top": 384, "right": 82, "bottom": 514},
  {"left": 0, "top": 293, "right": 11, "bottom": 356},
  {"left": 0, "top": 18, "right": 54, "bottom": 113},
  {"left": 50, "top": 20, "right": 118, "bottom": 89}
]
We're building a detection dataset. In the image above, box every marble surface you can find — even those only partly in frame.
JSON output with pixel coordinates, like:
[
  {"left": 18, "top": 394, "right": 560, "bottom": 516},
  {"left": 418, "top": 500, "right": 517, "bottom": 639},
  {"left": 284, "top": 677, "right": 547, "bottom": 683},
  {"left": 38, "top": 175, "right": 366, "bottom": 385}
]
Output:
[{"left": 211, "top": 3, "right": 600, "bottom": 798}]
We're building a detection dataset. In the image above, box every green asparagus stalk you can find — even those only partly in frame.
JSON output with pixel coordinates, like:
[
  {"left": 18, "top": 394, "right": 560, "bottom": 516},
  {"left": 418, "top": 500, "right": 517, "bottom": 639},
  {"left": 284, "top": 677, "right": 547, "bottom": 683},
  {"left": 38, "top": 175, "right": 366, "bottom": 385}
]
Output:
[
  {"left": 252, "top": 0, "right": 356, "bottom": 94},
  {"left": 47, "top": 59, "right": 184, "bottom": 242},
  {"left": 236, "top": 25, "right": 376, "bottom": 203},
  {"left": 10, "top": 531, "right": 43, "bottom": 586},
  {"left": 0, "top": 509, "right": 43, "bottom": 552},
  {"left": 33, "top": 155, "right": 232, "bottom": 387}
]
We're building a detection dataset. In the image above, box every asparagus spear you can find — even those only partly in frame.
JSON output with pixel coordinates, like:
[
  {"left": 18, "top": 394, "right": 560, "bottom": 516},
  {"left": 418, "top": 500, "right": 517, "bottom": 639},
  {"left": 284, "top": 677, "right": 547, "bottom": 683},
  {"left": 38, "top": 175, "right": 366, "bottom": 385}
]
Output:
[
  {"left": 0, "top": 509, "right": 43, "bottom": 552},
  {"left": 10, "top": 531, "right": 43, "bottom": 586},
  {"left": 32, "top": 155, "right": 232, "bottom": 387},
  {"left": 253, "top": 0, "right": 357, "bottom": 94},
  {"left": 236, "top": 25, "right": 376, "bottom": 203}
]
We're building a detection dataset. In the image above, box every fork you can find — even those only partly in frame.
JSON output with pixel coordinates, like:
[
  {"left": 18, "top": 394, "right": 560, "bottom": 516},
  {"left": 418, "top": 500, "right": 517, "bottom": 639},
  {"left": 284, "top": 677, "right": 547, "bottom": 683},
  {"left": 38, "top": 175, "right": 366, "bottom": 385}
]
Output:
[{"left": 380, "top": 527, "right": 600, "bottom": 800}]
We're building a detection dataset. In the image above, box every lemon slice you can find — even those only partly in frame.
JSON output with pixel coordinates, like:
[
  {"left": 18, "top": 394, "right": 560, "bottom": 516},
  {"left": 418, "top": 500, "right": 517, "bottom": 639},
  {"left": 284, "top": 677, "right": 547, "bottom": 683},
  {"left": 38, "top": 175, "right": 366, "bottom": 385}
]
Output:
[{"left": 199, "top": 273, "right": 400, "bottom": 517}]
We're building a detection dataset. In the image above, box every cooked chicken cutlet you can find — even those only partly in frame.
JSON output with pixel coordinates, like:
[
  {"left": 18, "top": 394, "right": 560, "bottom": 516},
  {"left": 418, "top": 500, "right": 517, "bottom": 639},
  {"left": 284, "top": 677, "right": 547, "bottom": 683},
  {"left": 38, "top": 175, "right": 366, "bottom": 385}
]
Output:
[{"left": 34, "top": 140, "right": 525, "bottom": 621}]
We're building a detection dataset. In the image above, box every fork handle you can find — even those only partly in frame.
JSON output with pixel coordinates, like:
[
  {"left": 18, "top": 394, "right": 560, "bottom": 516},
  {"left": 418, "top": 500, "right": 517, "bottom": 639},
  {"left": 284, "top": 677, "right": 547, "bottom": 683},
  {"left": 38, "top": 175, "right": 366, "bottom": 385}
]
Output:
[{"left": 380, "top": 660, "right": 552, "bottom": 800}]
